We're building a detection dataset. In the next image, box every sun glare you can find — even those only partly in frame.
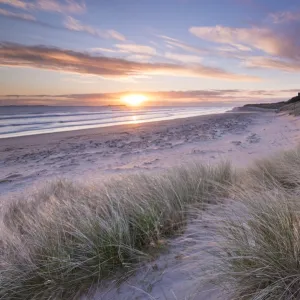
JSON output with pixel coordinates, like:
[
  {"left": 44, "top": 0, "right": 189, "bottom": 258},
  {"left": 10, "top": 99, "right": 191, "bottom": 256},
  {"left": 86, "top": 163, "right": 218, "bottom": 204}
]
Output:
[{"left": 122, "top": 94, "right": 147, "bottom": 106}]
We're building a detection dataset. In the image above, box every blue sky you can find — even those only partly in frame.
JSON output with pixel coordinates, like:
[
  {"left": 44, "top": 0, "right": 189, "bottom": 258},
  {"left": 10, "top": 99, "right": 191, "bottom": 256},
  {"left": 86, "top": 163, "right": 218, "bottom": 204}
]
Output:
[{"left": 0, "top": 0, "right": 300, "bottom": 105}]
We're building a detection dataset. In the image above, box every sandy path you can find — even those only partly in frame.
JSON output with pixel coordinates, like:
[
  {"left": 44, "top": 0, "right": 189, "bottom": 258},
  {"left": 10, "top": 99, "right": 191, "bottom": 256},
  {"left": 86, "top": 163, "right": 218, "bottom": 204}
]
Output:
[
  {"left": 85, "top": 205, "right": 227, "bottom": 300},
  {"left": 1, "top": 111, "right": 299, "bottom": 196}
]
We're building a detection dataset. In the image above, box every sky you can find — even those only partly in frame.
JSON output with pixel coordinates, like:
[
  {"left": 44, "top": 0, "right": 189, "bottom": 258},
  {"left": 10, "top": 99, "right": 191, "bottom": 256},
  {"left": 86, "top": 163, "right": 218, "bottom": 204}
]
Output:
[{"left": 0, "top": 0, "right": 299, "bottom": 106}]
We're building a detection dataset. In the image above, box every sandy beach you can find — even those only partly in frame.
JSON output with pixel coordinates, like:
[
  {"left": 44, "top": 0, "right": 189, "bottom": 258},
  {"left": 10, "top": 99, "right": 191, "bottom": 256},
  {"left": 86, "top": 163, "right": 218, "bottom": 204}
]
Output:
[
  {"left": 1, "top": 110, "right": 300, "bottom": 299},
  {"left": 3, "top": 0, "right": 300, "bottom": 297},
  {"left": 1, "top": 110, "right": 299, "bottom": 196}
]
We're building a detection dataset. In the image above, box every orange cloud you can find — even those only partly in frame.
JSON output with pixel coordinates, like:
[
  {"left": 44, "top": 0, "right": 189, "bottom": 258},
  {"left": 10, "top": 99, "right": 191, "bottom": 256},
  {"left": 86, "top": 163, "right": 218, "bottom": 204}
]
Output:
[
  {"left": 2, "top": 89, "right": 298, "bottom": 106},
  {"left": 0, "top": 43, "right": 260, "bottom": 81}
]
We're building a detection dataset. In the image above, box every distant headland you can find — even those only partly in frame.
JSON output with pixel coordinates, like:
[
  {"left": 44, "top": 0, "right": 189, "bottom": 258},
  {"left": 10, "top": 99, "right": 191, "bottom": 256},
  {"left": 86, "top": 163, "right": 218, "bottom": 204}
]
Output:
[{"left": 238, "top": 92, "right": 300, "bottom": 115}]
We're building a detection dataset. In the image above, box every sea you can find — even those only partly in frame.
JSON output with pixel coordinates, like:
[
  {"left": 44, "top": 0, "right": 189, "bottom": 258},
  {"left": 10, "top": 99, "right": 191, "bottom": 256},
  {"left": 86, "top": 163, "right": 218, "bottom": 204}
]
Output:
[{"left": 0, "top": 105, "right": 234, "bottom": 139}]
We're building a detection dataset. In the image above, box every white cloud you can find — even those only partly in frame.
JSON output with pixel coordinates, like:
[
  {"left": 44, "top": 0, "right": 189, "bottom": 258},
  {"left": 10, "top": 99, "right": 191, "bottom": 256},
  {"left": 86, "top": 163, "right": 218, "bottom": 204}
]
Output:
[
  {"left": 0, "top": 8, "right": 35, "bottom": 20},
  {"left": 89, "top": 47, "right": 118, "bottom": 53},
  {"left": 165, "top": 52, "right": 202, "bottom": 63},
  {"left": 244, "top": 56, "right": 300, "bottom": 72},
  {"left": 115, "top": 44, "right": 157, "bottom": 55},
  {"left": 106, "top": 30, "right": 126, "bottom": 42},
  {"left": 126, "top": 54, "right": 152, "bottom": 62},
  {"left": 159, "top": 35, "right": 205, "bottom": 54},
  {"left": 0, "top": 0, "right": 86, "bottom": 14},
  {"left": 269, "top": 11, "right": 300, "bottom": 23},
  {"left": 189, "top": 25, "right": 300, "bottom": 59},
  {"left": 0, "top": 0, "right": 32, "bottom": 10},
  {"left": 64, "top": 17, "right": 126, "bottom": 41},
  {"left": 90, "top": 44, "right": 157, "bottom": 58},
  {"left": 232, "top": 43, "right": 252, "bottom": 52}
]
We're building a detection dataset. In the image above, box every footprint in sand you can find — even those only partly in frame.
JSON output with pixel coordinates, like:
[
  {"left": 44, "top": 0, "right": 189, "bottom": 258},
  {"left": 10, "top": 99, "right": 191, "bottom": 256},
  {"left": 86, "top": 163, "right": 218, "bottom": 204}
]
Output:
[
  {"left": 231, "top": 140, "right": 242, "bottom": 146},
  {"left": 246, "top": 133, "right": 261, "bottom": 144},
  {"left": 143, "top": 158, "right": 160, "bottom": 165}
]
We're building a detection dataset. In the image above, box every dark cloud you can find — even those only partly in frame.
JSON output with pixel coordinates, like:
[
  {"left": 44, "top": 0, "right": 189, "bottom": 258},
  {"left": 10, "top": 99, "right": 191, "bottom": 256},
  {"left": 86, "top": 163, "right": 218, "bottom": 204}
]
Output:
[{"left": 0, "top": 43, "right": 260, "bottom": 81}]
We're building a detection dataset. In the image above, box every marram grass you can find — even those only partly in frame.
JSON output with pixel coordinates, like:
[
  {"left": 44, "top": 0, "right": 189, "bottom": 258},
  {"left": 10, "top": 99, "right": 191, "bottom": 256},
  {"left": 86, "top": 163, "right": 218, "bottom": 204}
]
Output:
[
  {"left": 3, "top": 146, "right": 300, "bottom": 300},
  {"left": 0, "top": 162, "right": 233, "bottom": 300},
  {"left": 214, "top": 146, "right": 300, "bottom": 300}
]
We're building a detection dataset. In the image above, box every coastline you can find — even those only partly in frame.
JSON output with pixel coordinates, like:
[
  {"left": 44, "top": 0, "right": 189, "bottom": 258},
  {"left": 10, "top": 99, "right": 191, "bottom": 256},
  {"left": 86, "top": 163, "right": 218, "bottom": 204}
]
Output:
[
  {"left": 0, "top": 105, "right": 231, "bottom": 139},
  {"left": 1, "top": 109, "right": 300, "bottom": 300},
  {"left": 1, "top": 110, "right": 299, "bottom": 196},
  {"left": 0, "top": 112, "right": 233, "bottom": 143}
]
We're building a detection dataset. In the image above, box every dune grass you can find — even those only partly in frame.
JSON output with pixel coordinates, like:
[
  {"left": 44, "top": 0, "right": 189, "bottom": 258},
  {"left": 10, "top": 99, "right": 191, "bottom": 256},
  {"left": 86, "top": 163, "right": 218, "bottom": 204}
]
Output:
[
  {"left": 215, "top": 146, "right": 300, "bottom": 300},
  {"left": 3, "top": 146, "right": 300, "bottom": 300},
  {"left": 0, "top": 162, "right": 233, "bottom": 300},
  {"left": 245, "top": 145, "right": 300, "bottom": 190}
]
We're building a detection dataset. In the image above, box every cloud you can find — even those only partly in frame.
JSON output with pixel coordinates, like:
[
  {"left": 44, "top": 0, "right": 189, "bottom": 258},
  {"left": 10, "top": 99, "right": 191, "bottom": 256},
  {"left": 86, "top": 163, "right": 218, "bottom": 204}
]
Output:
[
  {"left": 126, "top": 54, "right": 153, "bottom": 62},
  {"left": 64, "top": 16, "right": 125, "bottom": 41},
  {"left": 165, "top": 52, "right": 202, "bottom": 63},
  {"left": 106, "top": 30, "right": 126, "bottom": 42},
  {"left": 159, "top": 35, "right": 206, "bottom": 54},
  {"left": 244, "top": 56, "right": 300, "bottom": 72},
  {"left": 90, "top": 44, "right": 157, "bottom": 56},
  {"left": 115, "top": 44, "right": 157, "bottom": 55},
  {"left": 231, "top": 43, "right": 252, "bottom": 52},
  {"left": 0, "top": 0, "right": 85, "bottom": 14},
  {"left": 0, "top": 43, "right": 259, "bottom": 81},
  {"left": 89, "top": 45, "right": 155, "bottom": 61},
  {"left": 269, "top": 11, "right": 300, "bottom": 23},
  {"left": 2, "top": 89, "right": 298, "bottom": 106},
  {"left": 189, "top": 25, "right": 300, "bottom": 59},
  {"left": 0, "top": 0, "right": 31, "bottom": 9},
  {"left": 0, "top": 8, "right": 35, "bottom": 21},
  {"left": 89, "top": 47, "right": 119, "bottom": 54},
  {"left": 35, "top": 0, "right": 85, "bottom": 14}
]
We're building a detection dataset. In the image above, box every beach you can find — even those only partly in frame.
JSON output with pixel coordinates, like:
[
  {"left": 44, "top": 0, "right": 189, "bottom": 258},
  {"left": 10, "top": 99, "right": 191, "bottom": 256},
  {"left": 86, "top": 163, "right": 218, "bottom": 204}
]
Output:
[
  {"left": 1, "top": 110, "right": 299, "bottom": 196},
  {"left": 3, "top": 0, "right": 300, "bottom": 297},
  {"left": 1, "top": 109, "right": 300, "bottom": 299}
]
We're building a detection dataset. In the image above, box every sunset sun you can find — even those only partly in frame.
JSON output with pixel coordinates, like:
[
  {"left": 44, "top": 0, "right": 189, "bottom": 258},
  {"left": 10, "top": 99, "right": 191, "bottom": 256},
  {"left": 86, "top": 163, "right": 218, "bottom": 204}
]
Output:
[{"left": 122, "top": 94, "right": 147, "bottom": 107}]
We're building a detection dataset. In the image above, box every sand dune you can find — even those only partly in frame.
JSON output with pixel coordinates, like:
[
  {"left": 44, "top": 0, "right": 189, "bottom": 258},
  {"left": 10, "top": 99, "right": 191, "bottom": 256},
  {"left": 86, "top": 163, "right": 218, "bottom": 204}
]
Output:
[{"left": 1, "top": 110, "right": 300, "bottom": 299}]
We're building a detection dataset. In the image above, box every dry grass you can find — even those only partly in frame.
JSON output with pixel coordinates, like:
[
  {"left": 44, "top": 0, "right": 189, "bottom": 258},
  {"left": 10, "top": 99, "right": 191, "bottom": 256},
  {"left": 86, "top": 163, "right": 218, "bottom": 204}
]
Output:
[
  {"left": 4, "top": 146, "right": 300, "bottom": 300},
  {"left": 215, "top": 146, "right": 300, "bottom": 300},
  {"left": 243, "top": 145, "right": 300, "bottom": 190},
  {"left": 0, "top": 162, "right": 233, "bottom": 300},
  {"left": 280, "top": 101, "right": 300, "bottom": 116}
]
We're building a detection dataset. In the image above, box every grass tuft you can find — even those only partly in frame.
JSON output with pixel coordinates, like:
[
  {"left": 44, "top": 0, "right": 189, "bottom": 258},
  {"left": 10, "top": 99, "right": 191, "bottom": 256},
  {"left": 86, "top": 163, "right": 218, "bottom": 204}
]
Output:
[
  {"left": 215, "top": 147, "right": 300, "bottom": 300},
  {"left": 5, "top": 145, "right": 300, "bottom": 300},
  {"left": 0, "top": 161, "right": 233, "bottom": 300}
]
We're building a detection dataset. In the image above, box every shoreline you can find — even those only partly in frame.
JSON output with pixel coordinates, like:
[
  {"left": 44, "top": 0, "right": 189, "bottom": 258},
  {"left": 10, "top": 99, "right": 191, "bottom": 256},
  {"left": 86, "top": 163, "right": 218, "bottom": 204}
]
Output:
[
  {"left": 1, "top": 110, "right": 300, "bottom": 300},
  {"left": 0, "top": 111, "right": 235, "bottom": 142},
  {"left": 1, "top": 111, "right": 299, "bottom": 197},
  {"left": 0, "top": 106, "right": 232, "bottom": 140}
]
